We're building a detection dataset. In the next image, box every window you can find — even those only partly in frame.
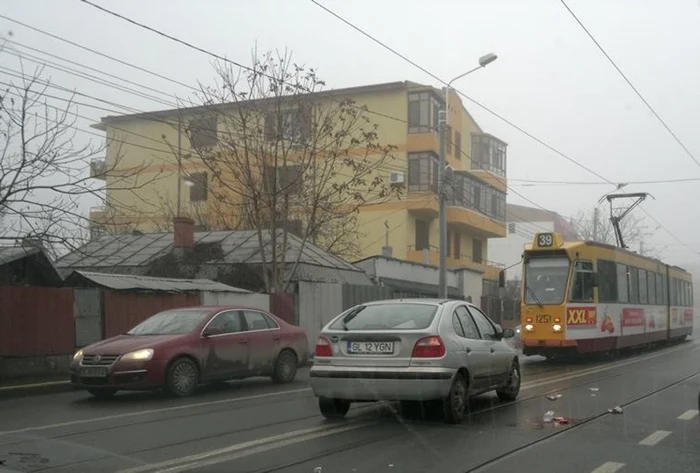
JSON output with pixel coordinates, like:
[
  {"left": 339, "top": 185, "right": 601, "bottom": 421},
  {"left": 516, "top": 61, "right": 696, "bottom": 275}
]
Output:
[
  {"left": 207, "top": 311, "right": 243, "bottom": 334},
  {"left": 408, "top": 91, "right": 442, "bottom": 133},
  {"left": 656, "top": 273, "right": 664, "bottom": 305},
  {"left": 455, "top": 306, "right": 480, "bottom": 339},
  {"left": 273, "top": 219, "right": 303, "bottom": 238},
  {"left": 264, "top": 165, "right": 302, "bottom": 195},
  {"left": 473, "top": 239, "right": 483, "bottom": 263},
  {"left": 188, "top": 116, "right": 217, "bottom": 149},
  {"left": 616, "top": 263, "right": 629, "bottom": 303},
  {"left": 525, "top": 257, "right": 570, "bottom": 305},
  {"left": 648, "top": 272, "right": 656, "bottom": 305},
  {"left": 598, "top": 260, "right": 618, "bottom": 302},
  {"left": 470, "top": 134, "right": 507, "bottom": 177},
  {"left": 628, "top": 267, "right": 639, "bottom": 304},
  {"left": 189, "top": 172, "right": 208, "bottom": 202},
  {"left": 453, "top": 232, "right": 461, "bottom": 259},
  {"left": 265, "top": 105, "right": 312, "bottom": 143},
  {"left": 415, "top": 219, "right": 430, "bottom": 250},
  {"left": 243, "top": 311, "right": 275, "bottom": 331},
  {"left": 570, "top": 260, "right": 594, "bottom": 302},
  {"left": 407, "top": 152, "right": 438, "bottom": 192},
  {"left": 508, "top": 223, "right": 516, "bottom": 234},
  {"left": 661, "top": 274, "right": 668, "bottom": 305},
  {"left": 455, "top": 131, "right": 462, "bottom": 159},
  {"left": 452, "top": 313, "right": 465, "bottom": 337},
  {"left": 639, "top": 269, "right": 648, "bottom": 304},
  {"left": 329, "top": 303, "right": 438, "bottom": 330},
  {"left": 466, "top": 306, "right": 497, "bottom": 340}
]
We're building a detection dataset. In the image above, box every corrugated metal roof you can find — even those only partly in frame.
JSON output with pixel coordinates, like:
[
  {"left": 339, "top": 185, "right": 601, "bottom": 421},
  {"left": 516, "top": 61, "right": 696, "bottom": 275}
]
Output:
[
  {"left": 0, "top": 246, "right": 40, "bottom": 266},
  {"left": 69, "top": 270, "right": 251, "bottom": 293}
]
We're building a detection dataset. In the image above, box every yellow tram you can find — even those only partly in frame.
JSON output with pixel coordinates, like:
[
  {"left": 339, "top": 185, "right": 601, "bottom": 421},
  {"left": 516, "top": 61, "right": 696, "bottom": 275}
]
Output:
[{"left": 520, "top": 232, "right": 693, "bottom": 357}]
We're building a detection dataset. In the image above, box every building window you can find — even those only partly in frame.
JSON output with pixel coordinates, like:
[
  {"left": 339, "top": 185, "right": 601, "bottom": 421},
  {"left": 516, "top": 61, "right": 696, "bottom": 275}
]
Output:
[
  {"left": 508, "top": 223, "right": 516, "bottom": 234},
  {"left": 189, "top": 172, "right": 208, "bottom": 202},
  {"left": 471, "top": 134, "right": 507, "bottom": 177},
  {"left": 598, "top": 259, "right": 618, "bottom": 302},
  {"left": 570, "top": 260, "right": 594, "bottom": 302},
  {"left": 415, "top": 219, "right": 430, "bottom": 250},
  {"left": 407, "top": 91, "right": 442, "bottom": 134},
  {"left": 455, "top": 131, "right": 462, "bottom": 159},
  {"left": 188, "top": 116, "right": 218, "bottom": 150},
  {"left": 264, "top": 165, "right": 302, "bottom": 195},
  {"left": 265, "top": 105, "right": 312, "bottom": 143},
  {"left": 407, "top": 152, "right": 438, "bottom": 192},
  {"left": 473, "top": 239, "right": 483, "bottom": 263}
]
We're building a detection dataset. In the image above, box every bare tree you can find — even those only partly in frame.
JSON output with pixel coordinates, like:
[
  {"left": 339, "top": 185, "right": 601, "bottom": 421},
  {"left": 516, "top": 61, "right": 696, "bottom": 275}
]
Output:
[
  {"left": 0, "top": 61, "right": 157, "bottom": 255},
  {"left": 571, "top": 206, "right": 658, "bottom": 257},
  {"left": 179, "top": 50, "right": 399, "bottom": 293}
]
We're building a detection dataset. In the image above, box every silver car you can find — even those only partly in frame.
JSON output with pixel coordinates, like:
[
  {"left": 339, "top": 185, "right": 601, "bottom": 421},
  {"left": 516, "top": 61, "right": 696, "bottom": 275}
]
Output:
[{"left": 309, "top": 299, "right": 520, "bottom": 424}]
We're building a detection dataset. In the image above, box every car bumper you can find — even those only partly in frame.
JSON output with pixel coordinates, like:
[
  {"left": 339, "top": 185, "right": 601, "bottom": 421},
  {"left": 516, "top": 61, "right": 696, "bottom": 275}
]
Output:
[
  {"left": 309, "top": 366, "right": 456, "bottom": 401},
  {"left": 69, "top": 359, "right": 169, "bottom": 390}
]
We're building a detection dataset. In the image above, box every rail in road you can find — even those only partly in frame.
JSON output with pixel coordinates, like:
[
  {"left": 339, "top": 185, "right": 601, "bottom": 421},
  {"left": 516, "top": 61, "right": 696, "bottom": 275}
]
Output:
[{"left": 0, "top": 341, "right": 699, "bottom": 473}]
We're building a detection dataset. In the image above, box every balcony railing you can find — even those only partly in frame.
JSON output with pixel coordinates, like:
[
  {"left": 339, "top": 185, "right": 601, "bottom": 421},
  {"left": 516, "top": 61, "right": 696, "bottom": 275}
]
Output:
[{"left": 406, "top": 245, "right": 504, "bottom": 278}]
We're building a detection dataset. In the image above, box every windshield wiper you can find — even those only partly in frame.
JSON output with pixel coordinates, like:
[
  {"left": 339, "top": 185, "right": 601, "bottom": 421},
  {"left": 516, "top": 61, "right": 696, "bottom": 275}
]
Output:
[
  {"left": 340, "top": 306, "right": 365, "bottom": 331},
  {"left": 525, "top": 285, "right": 544, "bottom": 308}
]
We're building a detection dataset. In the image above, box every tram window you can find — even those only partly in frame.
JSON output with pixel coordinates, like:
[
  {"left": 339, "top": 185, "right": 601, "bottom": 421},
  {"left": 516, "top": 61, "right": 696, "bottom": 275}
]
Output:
[
  {"left": 570, "top": 260, "right": 594, "bottom": 302},
  {"left": 662, "top": 274, "right": 668, "bottom": 305},
  {"left": 598, "top": 260, "right": 618, "bottom": 302},
  {"left": 616, "top": 263, "right": 629, "bottom": 303},
  {"left": 638, "top": 270, "right": 648, "bottom": 304},
  {"left": 628, "top": 267, "right": 639, "bottom": 304},
  {"left": 671, "top": 278, "right": 678, "bottom": 306},
  {"left": 648, "top": 272, "right": 656, "bottom": 305},
  {"left": 690, "top": 282, "right": 694, "bottom": 306}
]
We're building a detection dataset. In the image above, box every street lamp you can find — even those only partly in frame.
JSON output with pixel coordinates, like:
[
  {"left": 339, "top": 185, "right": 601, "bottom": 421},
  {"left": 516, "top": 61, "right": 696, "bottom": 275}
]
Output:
[{"left": 438, "top": 53, "right": 498, "bottom": 299}]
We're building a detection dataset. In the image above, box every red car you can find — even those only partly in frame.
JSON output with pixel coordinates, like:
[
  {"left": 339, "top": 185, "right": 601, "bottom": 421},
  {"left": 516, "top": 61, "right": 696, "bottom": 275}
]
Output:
[{"left": 69, "top": 306, "right": 309, "bottom": 398}]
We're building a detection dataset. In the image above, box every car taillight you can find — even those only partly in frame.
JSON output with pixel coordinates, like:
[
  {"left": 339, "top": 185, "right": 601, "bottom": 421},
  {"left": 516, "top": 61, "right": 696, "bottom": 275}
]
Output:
[
  {"left": 315, "top": 336, "right": 333, "bottom": 357},
  {"left": 411, "top": 336, "right": 445, "bottom": 358}
]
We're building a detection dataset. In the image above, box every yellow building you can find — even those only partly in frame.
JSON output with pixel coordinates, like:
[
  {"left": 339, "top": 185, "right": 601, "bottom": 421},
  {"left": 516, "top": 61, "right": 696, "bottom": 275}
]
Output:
[{"left": 89, "top": 81, "right": 507, "bottom": 281}]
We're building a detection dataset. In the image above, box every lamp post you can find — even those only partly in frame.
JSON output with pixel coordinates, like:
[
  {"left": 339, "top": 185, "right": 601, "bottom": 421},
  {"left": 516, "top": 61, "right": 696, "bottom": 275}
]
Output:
[{"left": 438, "top": 53, "right": 498, "bottom": 298}]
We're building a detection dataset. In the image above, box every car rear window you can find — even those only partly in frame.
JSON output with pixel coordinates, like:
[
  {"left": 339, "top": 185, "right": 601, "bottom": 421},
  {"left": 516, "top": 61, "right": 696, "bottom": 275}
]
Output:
[{"left": 329, "top": 303, "right": 438, "bottom": 331}]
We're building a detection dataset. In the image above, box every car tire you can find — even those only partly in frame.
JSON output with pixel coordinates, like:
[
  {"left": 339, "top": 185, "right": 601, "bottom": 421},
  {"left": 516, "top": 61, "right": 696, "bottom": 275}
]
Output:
[
  {"left": 443, "top": 372, "right": 468, "bottom": 424},
  {"left": 87, "top": 388, "right": 117, "bottom": 399},
  {"left": 319, "top": 398, "right": 351, "bottom": 420},
  {"left": 166, "top": 357, "right": 199, "bottom": 397},
  {"left": 272, "top": 350, "right": 298, "bottom": 384},
  {"left": 496, "top": 361, "right": 521, "bottom": 402}
]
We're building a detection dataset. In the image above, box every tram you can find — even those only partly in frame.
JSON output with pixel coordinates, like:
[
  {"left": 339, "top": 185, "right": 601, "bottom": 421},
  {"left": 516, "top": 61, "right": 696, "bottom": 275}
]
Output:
[{"left": 519, "top": 232, "right": 693, "bottom": 358}]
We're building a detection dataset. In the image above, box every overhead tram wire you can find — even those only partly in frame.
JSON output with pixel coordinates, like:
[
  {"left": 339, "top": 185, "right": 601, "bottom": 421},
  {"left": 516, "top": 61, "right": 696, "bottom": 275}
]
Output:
[
  {"left": 309, "top": 0, "right": 697, "bottom": 257},
  {"left": 559, "top": 0, "right": 700, "bottom": 169}
]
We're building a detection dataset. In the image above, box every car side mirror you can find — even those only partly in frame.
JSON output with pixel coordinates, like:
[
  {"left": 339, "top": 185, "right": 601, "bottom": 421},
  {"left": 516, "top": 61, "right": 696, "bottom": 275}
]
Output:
[
  {"left": 502, "top": 328, "right": 515, "bottom": 339},
  {"left": 203, "top": 326, "right": 224, "bottom": 337}
]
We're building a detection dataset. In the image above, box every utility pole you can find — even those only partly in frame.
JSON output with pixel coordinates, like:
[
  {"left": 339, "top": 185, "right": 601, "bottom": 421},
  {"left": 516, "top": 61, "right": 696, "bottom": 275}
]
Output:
[
  {"left": 438, "top": 104, "right": 448, "bottom": 299},
  {"left": 176, "top": 115, "right": 183, "bottom": 218},
  {"left": 592, "top": 206, "right": 599, "bottom": 242}
]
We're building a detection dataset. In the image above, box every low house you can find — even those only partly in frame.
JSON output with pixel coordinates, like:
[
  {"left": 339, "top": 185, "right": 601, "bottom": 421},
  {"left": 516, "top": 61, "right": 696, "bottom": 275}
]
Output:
[{"left": 0, "top": 246, "right": 63, "bottom": 286}]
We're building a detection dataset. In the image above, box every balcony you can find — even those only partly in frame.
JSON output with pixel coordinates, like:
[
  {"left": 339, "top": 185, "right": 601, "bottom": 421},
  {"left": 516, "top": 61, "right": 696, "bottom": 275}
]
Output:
[
  {"left": 406, "top": 245, "right": 505, "bottom": 280},
  {"left": 90, "top": 158, "right": 106, "bottom": 180},
  {"left": 470, "top": 134, "right": 506, "bottom": 179},
  {"left": 89, "top": 206, "right": 106, "bottom": 222}
]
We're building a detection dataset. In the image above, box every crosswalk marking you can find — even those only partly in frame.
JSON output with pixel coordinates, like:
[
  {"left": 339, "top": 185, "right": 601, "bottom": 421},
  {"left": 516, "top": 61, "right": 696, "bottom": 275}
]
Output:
[
  {"left": 678, "top": 409, "right": 699, "bottom": 420},
  {"left": 591, "top": 462, "right": 625, "bottom": 473},
  {"left": 639, "top": 430, "right": 672, "bottom": 446}
]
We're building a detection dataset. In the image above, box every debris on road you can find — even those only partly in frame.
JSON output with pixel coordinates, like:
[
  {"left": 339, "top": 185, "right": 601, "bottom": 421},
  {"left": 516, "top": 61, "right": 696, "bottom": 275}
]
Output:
[
  {"left": 546, "top": 393, "right": 562, "bottom": 401},
  {"left": 553, "top": 416, "right": 570, "bottom": 425},
  {"left": 608, "top": 406, "right": 623, "bottom": 414},
  {"left": 589, "top": 387, "right": 599, "bottom": 392},
  {"left": 543, "top": 410, "right": 555, "bottom": 423}
]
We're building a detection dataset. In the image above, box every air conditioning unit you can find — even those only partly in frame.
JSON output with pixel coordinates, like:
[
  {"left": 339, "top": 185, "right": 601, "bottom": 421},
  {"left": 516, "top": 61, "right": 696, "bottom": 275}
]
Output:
[{"left": 389, "top": 171, "right": 405, "bottom": 185}]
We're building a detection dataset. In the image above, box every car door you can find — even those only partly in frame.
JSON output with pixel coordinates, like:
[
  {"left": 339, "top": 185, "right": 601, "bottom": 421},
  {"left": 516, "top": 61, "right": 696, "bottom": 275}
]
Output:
[
  {"left": 242, "top": 310, "right": 280, "bottom": 374},
  {"left": 467, "top": 306, "right": 511, "bottom": 386},
  {"left": 453, "top": 306, "right": 493, "bottom": 392},
  {"left": 201, "top": 310, "right": 248, "bottom": 379}
]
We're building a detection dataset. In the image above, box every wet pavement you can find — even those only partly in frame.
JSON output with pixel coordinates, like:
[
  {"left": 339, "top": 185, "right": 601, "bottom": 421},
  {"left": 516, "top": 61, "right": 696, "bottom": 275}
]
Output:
[{"left": 0, "top": 343, "right": 699, "bottom": 473}]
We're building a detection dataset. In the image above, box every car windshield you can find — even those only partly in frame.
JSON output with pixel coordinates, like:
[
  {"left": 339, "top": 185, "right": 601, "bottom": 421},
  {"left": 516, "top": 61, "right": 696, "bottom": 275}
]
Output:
[
  {"left": 127, "top": 310, "right": 211, "bottom": 335},
  {"left": 525, "top": 257, "right": 570, "bottom": 305},
  {"left": 329, "top": 303, "right": 438, "bottom": 330}
]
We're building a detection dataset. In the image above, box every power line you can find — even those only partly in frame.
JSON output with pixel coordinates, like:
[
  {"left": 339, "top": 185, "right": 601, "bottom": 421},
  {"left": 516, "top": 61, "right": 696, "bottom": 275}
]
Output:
[
  {"left": 559, "top": 0, "right": 700, "bottom": 169},
  {"left": 511, "top": 176, "right": 700, "bottom": 186}
]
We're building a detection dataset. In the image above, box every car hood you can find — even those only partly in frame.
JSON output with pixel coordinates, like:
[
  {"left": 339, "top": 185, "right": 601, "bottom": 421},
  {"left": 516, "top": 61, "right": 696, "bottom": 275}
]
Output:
[{"left": 84, "top": 334, "right": 185, "bottom": 355}]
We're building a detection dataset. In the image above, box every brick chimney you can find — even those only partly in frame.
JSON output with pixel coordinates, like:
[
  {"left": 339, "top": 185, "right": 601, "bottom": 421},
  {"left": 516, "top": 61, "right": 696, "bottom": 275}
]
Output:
[{"left": 173, "top": 217, "right": 195, "bottom": 250}]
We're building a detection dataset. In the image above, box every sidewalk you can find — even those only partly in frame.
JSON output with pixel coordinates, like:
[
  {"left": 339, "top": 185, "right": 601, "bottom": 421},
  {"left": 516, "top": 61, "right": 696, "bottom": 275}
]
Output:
[{"left": 0, "top": 374, "right": 72, "bottom": 399}]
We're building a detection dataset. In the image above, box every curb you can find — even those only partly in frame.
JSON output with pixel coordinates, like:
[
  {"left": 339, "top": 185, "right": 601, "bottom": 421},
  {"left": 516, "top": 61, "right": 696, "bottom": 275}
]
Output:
[{"left": 0, "top": 379, "right": 73, "bottom": 399}]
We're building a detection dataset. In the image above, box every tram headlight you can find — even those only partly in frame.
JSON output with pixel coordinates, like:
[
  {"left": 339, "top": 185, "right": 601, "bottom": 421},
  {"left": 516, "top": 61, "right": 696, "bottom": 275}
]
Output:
[
  {"left": 524, "top": 324, "right": 534, "bottom": 332},
  {"left": 553, "top": 324, "right": 562, "bottom": 332}
]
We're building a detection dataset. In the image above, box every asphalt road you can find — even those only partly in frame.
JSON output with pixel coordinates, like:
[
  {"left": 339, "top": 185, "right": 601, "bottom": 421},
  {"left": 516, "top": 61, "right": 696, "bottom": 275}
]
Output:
[{"left": 1, "top": 342, "right": 699, "bottom": 473}]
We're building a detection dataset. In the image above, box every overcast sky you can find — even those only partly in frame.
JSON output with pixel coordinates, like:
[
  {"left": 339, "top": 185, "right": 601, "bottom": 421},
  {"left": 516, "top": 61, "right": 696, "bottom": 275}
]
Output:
[{"left": 2, "top": 0, "right": 700, "bottom": 266}]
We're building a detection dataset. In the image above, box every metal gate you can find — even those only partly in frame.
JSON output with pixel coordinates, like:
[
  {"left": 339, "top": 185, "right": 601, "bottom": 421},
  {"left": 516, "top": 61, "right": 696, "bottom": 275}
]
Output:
[{"left": 74, "top": 288, "right": 103, "bottom": 347}]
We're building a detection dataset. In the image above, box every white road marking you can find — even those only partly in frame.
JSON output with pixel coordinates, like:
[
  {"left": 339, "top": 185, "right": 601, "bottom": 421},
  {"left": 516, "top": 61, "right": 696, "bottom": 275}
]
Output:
[
  {"left": 678, "top": 409, "right": 699, "bottom": 420},
  {"left": 0, "top": 380, "right": 69, "bottom": 392},
  {"left": 117, "top": 422, "right": 370, "bottom": 473},
  {"left": 0, "top": 387, "right": 311, "bottom": 437},
  {"left": 590, "top": 462, "right": 625, "bottom": 473},
  {"left": 639, "top": 430, "right": 672, "bottom": 446}
]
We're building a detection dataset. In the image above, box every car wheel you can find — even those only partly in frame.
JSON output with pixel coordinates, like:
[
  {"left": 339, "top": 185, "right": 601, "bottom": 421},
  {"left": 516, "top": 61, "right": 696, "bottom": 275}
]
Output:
[
  {"left": 166, "top": 357, "right": 199, "bottom": 397},
  {"left": 272, "top": 350, "right": 298, "bottom": 384},
  {"left": 443, "top": 372, "right": 468, "bottom": 424},
  {"left": 319, "top": 398, "right": 351, "bottom": 419},
  {"left": 496, "top": 361, "right": 521, "bottom": 402},
  {"left": 87, "top": 388, "right": 117, "bottom": 399}
]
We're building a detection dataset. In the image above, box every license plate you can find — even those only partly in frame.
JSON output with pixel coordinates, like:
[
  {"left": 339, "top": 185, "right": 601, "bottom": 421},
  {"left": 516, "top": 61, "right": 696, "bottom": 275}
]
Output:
[
  {"left": 80, "top": 367, "right": 108, "bottom": 378},
  {"left": 347, "top": 341, "right": 394, "bottom": 355},
  {"left": 536, "top": 314, "right": 552, "bottom": 323}
]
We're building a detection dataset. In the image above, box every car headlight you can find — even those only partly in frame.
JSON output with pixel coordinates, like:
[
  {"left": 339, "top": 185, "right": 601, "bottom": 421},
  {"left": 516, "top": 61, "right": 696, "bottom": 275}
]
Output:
[
  {"left": 121, "top": 348, "right": 154, "bottom": 361},
  {"left": 73, "top": 349, "right": 84, "bottom": 361}
]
